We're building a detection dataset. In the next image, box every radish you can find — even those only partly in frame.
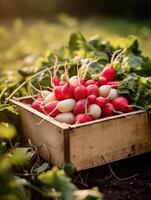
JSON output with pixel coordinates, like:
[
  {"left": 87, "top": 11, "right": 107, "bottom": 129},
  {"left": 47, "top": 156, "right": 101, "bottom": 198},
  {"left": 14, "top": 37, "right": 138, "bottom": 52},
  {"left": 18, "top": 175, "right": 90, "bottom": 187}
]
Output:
[
  {"left": 44, "top": 92, "right": 56, "bottom": 104},
  {"left": 87, "top": 85, "right": 100, "bottom": 96},
  {"left": 79, "top": 78, "right": 86, "bottom": 86},
  {"left": 73, "top": 99, "right": 88, "bottom": 115},
  {"left": 126, "top": 106, "right": 135, "bottom": 113},
  {"left": 74, "top": 85, "right": 88, "bottom": 100},
  {"left": 99, "top": 85, "right": 111, "bottom": 98},
  {"left": 57, "top": 99, "right": 76, "bottom": 112},
  {"left": 102, "top": 102, "right": 115, "bottom": 117},
  {"left": 69, "top": 76, "right": 85, "bottom": 86},
  {"left": 111, "top": 96, "right": 128, "bottom": 113},
  {"left": 32, "top": 100, "right": 43, "bottom": 112},
  {"left": 62, "top": 83, "right": 75, "bottom": 99},
  {"left": 97, "top": 77, "right": 107, "bottom": 86},
  {"left": 101, "top": 65, "right": 116, "bottom": 81},
  {"left": 85, "top": 80, "right": 96, "bottom": 86},
  {"left": 43, "top": 101, "right": 60, "bottom": 117},
  {"left": 108, "top": 88, "right": 118, "bottom": 101},
  {"left": 40, "top": 90, "right": 51, "bottom": 98},
  {"left": 96, "top": 97, "right": 107, "bottom": 108},
  {"left": 87, "top": 95, "right": 96, "bottom": 104},
  {"left": 54, "top": 86, "right": 64, "bottom": 100},
  {"left": 36, "top": 97, "right": 44, "bottom": 101},
  {"left": 52, "top": 74, "right": 59, "bottom": 86},
  {"left": 107, "top": 81, "right": 119, "bottom": 89},
  {"left": 75, "top": 114, "right": 93, "bottom": 123},
  {"left": 88, "top": 104, "right": 102, "bottom": 119},
  {"left": 69, "top": 76, "right": 78, "bottom": 86},
  {"left": 58, "top": 81, "right": 66, "bottom": 86},
  {"left": 55, "top": 113, "right": 75, "bottom": 124}
]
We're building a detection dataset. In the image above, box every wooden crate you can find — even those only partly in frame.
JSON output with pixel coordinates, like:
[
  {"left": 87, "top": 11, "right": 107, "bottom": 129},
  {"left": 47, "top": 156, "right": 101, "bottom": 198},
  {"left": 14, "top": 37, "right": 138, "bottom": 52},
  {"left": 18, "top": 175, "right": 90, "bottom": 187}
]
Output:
[{"left": 10, "top": 97, "right": 151, "bottom": 171}]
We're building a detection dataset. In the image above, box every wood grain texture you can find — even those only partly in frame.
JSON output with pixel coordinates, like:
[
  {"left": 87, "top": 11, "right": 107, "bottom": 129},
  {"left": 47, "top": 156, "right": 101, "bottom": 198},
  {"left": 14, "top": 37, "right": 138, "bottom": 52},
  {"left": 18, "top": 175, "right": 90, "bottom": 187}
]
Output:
[
  {"left": 16, "top": 107, "right": 66, "bottom": 167},
  {"left": 70, "top": 112, "right": 151, "bottom": 170}
]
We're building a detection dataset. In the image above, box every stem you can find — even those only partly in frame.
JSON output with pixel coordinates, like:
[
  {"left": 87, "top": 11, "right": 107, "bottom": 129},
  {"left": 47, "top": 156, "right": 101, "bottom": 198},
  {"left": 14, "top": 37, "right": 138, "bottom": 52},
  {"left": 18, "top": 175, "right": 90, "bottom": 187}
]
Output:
[
  {"left": 128, "top": 104, "right": 145, "bottom": 111},
  {"left": 5, "top": 67, "right": 52, "bottom": 104},
  {"left": 113, "top": 49, "right": 125, "bottom": 64},
  {"left": 101, "top": 156, "right": 139, "bottom": 181},
  {"left": 29, "top": 82, "right": 41, "bottom": 94},
  {"left": 0, "top": 87, "right": 7, "bottom": 100},
  {"left": 64, "top": 61, "right": 69, "bottom": 81},
  {"left": 36, "top": 104, "right": 58, "bottom": 125},
  {"left": 5, "top": 62, "right": 74, "bottom": 103},
  {"left": 53, "top": 55, "right": 59, "bottom": 75},
  {"left": 110, "top": 49, "right": 122, "bottom": 65}
]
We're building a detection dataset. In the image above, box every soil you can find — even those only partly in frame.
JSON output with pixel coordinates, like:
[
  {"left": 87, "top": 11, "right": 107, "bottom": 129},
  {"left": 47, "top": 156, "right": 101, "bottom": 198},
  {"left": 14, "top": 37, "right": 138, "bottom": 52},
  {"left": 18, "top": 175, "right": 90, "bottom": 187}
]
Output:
[{"left": 73, "top": 152, "right": 151, "bottom": 200}]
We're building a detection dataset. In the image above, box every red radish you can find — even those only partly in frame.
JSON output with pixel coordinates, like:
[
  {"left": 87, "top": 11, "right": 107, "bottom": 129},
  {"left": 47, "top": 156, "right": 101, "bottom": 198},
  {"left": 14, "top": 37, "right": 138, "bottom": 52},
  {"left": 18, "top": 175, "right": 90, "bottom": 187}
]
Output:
[
  {"left": 44, "top": 92, "right": 56, "bottom": 104},
  {"left": 59, "top": 81, "right": 66, "bottom": 86},
  {"left": 52, "top": 74, "right": 59, "bottom": 86},
  {"left": 87, "top": 95, "right": 96, "bottom": 104},
  {"left": 99, "top": 85, "right": 111, "bottom": 98},
  {"left": 36, "top": 97, "right": 44, "bottom": 101},
  {"left": 79, "top": 78, "right": 86, "bottom": 86},
  {"left": 101, "top": 65, "right": 116, "bottom": 81},
  {"left": 87, "top": 85, "right": 100, "bottom": 96},
  {"left": 54, "top": 86, "right": 64, "bottom": 100},
  {"left": 75, "top": 114, "right": 93, "bottom": 123},
  {"left": 108, "top": 88, "right": 118, "bottom": 101},
  {"left": 97, "top": 77, "right": 108, "bottom": 86},
  {"left": 96, "top": 97, "right": 107, "bottom": 108},
  {"left": 73, "top": 99, "right": 88, "bottom": 115},
  {"left": 107, "top": 81, "right": 119, "bottom": 89},
  {"left": 62, "top": 83, "right": 75, "bottom": 99},
  {"left": 55, "top": 113, "right": 75, "bottom": 124},
  {"left": 88, "top": 104, "right": 102, "bottom": 119},
  {"left": 32, "top": 101, "right": 43, "bottom": 112},
  {"left": 102, "top": 102, "right": 115, "bottom": 117},
  {"left": 85, "top": 80, "right": 96, "bottom": 86},
  {"left": 126, "top": 106, "right": 135, "bottom": 113},
  {"left": 43, "top": 101, "right": 60, "bottom": 117},
  {"left": 74, "top": 85, "right": 88, "bottom": 100},
  {"left": 111, "top": 96, "right": 128, "bottom": 113},
  {"left": 69, "top": 76, "right": 85, "bottom": 86},
  {"left": 57, "top": 99, "right": 76, "bottom": 112}
]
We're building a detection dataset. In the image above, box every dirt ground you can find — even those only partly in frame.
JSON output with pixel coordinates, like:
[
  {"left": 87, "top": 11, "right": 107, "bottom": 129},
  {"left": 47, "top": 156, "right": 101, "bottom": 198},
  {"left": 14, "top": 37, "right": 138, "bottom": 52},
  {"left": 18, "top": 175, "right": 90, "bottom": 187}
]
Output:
[{"left": 73, "top": 152, "right": 151, "bottom": 200}]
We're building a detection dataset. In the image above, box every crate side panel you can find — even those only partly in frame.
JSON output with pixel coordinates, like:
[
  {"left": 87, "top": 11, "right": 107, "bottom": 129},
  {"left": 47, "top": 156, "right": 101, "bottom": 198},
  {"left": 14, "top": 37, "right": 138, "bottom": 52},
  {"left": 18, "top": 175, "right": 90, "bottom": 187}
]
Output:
[
  {"left": 70, "top": 113, "right": 151, "bottom": 171},
  {"left": 19, "top": 108, "right": 65, "bottom": 167}
]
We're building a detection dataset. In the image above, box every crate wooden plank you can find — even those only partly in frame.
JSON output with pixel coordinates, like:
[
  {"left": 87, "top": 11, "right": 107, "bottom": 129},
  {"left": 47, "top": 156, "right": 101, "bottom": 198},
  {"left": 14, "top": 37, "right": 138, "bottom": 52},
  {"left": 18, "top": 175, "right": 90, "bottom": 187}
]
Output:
[
  {"left": 10, "top": 97, "right": 151, "bottom": 171},
  {"left": 10, "top": 98, "right": 69, "bottom": 167},
  {"left": 69, "top": 112, "right": 151, "bottom": 170}
]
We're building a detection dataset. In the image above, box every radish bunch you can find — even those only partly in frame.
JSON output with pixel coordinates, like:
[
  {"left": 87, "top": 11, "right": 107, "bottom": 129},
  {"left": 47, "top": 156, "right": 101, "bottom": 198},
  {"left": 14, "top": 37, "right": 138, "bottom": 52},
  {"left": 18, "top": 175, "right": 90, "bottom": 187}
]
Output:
[{"left": 31, "top": 65, "right": 135, "bottom": 125}]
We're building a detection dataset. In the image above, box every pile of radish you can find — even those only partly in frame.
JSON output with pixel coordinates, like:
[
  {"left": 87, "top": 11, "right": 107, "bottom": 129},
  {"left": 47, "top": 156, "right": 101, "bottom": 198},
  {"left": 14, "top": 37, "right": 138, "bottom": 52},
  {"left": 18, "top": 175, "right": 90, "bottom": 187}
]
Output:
[{"left": 31, "top": 65, "right": 135, "bottom": 125}]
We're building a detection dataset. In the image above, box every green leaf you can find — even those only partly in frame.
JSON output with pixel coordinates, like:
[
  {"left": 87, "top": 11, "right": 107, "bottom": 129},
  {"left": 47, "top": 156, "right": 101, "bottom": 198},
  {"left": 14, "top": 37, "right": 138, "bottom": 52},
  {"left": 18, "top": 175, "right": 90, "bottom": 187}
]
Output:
[
  {"left": 0, "top": 123, "right": 16, "bottom": 139},
  {"left": 117, "top": 35, "right": 141, "bottom": 55},
  {"left": 69, "top": 32, "right": 88, "bottom": 57},
  {"left": 0, "top": 104, "right": 19, "bottom": 124},
  {"left": 122, "top": 52, "right": 144, "bottom": 72},
  {"left": 38, "top": 167, "right": 77, "bottom": 200}
]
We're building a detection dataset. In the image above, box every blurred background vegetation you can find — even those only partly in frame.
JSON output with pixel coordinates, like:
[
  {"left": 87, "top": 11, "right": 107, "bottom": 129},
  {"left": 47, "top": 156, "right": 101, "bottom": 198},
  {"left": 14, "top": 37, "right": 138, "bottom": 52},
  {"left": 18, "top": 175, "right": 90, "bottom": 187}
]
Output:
[
  {"left": 0, "top": 0, "right": 151, "bottom": 70},
  {"left": 0, "top": 0, "right": 151, "bottom": 18}
]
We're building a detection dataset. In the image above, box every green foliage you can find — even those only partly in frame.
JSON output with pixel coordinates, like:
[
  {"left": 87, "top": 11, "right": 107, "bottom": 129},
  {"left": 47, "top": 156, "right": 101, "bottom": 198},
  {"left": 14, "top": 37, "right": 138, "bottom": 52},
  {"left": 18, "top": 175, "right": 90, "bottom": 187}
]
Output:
[{"left": 118, "top": 75, "right": 151, "bottom": 111}]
